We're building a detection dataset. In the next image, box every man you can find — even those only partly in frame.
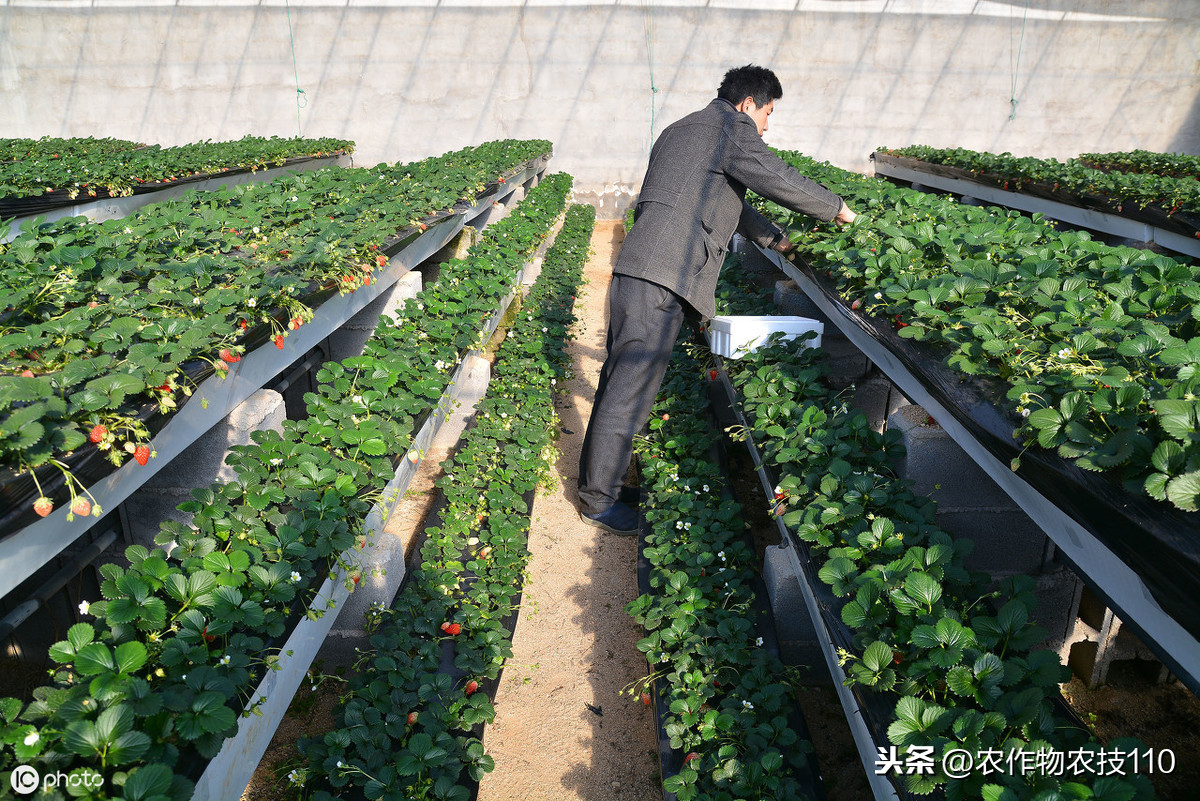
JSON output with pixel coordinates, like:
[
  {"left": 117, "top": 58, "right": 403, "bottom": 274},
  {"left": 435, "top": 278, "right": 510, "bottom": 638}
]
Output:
[{"left": 577, "top": 64, "right": 857, "bottom": 534}]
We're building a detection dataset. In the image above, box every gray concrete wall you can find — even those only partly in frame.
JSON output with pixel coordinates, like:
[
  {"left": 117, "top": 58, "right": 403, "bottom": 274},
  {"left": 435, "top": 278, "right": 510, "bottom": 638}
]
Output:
[{"left": 2, "top": 1, "right": 1198, "bottom": 216}]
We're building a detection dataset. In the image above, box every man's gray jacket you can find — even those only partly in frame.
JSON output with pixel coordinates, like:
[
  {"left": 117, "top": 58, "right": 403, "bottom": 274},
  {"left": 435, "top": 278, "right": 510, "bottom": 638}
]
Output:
[{"left": 615, "top": 97, "right": 844, "bottom": 319}]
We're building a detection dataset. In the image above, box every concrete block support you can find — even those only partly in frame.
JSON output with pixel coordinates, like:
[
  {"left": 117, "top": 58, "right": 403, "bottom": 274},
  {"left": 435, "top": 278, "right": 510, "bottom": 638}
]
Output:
[
  {"left": 886, "top": 404, "right": 1052, "bottom": 577},
  {"left": 1062, "top": 587, "right": 1170, "bottom": 687},
  {"left": 327, "top": 271, "right": 423, "bottom": 363},
  {"left": 762, "top": 544, "right": 822, "bottom": 677},
  {"left": 120, "top": 389, "right": 286, "bottom": 548},
  {"left": 849, "top": 373, "right": 910, "bottom": 434}
]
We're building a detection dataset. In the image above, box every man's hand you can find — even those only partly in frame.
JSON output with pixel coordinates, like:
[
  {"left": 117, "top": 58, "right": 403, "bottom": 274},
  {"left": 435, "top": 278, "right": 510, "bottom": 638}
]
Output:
[
  {"left": 773, "top": 236, "right": 798, "bottom": 261},
  {"left": 834, "top": 201, "right": 857, "bottom": 225}
]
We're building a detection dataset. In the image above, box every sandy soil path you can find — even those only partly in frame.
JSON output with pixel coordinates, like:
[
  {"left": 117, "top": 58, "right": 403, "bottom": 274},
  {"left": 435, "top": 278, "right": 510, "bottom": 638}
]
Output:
[{"left": 475, "top": 220, "right": 662, "bottom": 801}]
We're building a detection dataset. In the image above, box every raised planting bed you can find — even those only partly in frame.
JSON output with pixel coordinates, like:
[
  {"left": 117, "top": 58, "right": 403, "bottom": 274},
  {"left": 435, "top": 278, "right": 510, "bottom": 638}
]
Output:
[
  {"left": 872, "top": 148, "right": 1200, "bottom": 260},
  {"left": 769, "top": 246, "right": 1200, "bottom": 698},
  {"left": 703, "top": 262, "right": 1156, "bottom": 801},
  {"left": 0, "top": 142, "right": 552, "bottom": 556},
  {"left": 0, "top": 174, "right": 575, "bottom": 801},
  {"left": 0, "top": 135, "right": 354, "bottom": 224},
  {"left": 291, "top": 204, "right": 594, "bottom": 801},
  {"left": 629, "top": 337, "right": 828, "bottom": 801},
  {"left": 2, "top": 156, "right": 353, "bottom": 244},
  {"left": 751, "top": 151, "right": 1200, "bottom": 665}
]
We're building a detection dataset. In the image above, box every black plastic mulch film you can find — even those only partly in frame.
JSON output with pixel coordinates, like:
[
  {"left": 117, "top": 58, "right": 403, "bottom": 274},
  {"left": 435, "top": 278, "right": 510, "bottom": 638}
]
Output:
[
  {"left": 0, "top": 156, "right": 545, "bottom": 541},
  {"left": 871, "top": 152, "right": 1200, "bottom": 241},
  {"left": 791, "top": 258, "right": 1200, "bottom": 646}
]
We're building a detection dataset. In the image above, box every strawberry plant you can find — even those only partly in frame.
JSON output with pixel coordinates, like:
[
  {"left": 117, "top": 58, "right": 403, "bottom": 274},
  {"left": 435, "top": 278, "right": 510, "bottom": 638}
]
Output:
[
  {"left": 627, "top": 340, "right": 824, "bottom": 801},
  {"left": 0, "top": 135, "right": 354, "bottom": 203},
  {"left": 1078, "top": 150, "right": 1200, "bottom": 181},
  {"left": 0, "top": 139, "right": 552, "bottom": 535},
  {"left": 710, "top": 262, "right": 1157, "bottom": 800},
  {"left": 293, "top": 203, "right": 592, "bottom": 801},
  {"left": 751, "top": 150, "right": 1200, "bottom": 515},
  {"left": 877, "top": 145, "right": 1200, "bottom": 218},
  {"left": 0, "top": 172, "right": 574, "bottom": 799}
]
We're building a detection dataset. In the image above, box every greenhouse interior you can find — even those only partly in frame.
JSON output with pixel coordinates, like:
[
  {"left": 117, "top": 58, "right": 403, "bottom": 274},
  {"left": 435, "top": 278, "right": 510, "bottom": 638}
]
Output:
[{"left": 2, "top": 0, "right": 1199, "bottom": 799}]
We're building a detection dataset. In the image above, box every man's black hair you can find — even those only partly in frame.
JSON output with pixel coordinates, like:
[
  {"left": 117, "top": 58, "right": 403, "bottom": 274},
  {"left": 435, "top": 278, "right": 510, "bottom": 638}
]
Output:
[{"left": 717, "top": 64, "right": 783, "bottom": 107}]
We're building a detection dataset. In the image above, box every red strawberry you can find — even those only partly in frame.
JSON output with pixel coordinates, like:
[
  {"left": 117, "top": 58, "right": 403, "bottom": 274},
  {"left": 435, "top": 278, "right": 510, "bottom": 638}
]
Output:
[
  {"left": 684, "top": 752, "right": 699, "bottom": 764},
  {"left": 87, "top": 300, "right": 99, "bottom": 308},
  {"left": 419, "top": 223, "right": 427, "bottom": 232},
  {"left": 134, "top": 445, "right": 151, "bottom": 466},
  {"left": 498, "top": 177, "right": 506, "bottom": 184},
  {"left": 289, "top": 317, "right": 302, "bottom": 330},
  {"left": 238, "top": 319, "right": 249, "bottom": 330},
  {"left": 33, "top": 497, "right": 53, "bottom": 517},
  {"left": 440, "top": 621, "right": 451, "bottom": 632},
  {"left": 851, "top": 299, "right": 862, "bottom": 311},
  {"left": 156, "top": 383, "right": 171, "bottom": 393},
  {"left": 71, "top": 497, "right": 91, "bottom": 517},
  {"left": 89, "top": 425, "right": 107, "bottom": 443},
  {"left": 709, "top": 369, "right": 718, "bottom": 381},
  {"left": 893, "top": 650, "right": 903, "bottom": 665},
  {"left": 465, "top": 680, "right": 479, "bottom": 696},
  {"left": 407, "top": 711, "right": 418, "bottom": 725},
  {"left": 275, "top": 335, "right": 285, "bottom": 349},
  {"left": 351, "top": 572, "right": 361, "bottom": 585},
  {"left": 219, "top": 348, "right": 240, "bottom": 363},
  {"left": 661, "top": 414, "right": 669, "bottom": 421},
  {"left": 640, "top": 692, "right": 651, "bottom": 706},
  {"left": 202, "top": 625, "right": 216, "bottom": 644},
  {"left": 20, "top": 369, "right": 33, "bottom": 378},
  {"left": 446, "top": 623, "right": 461, "bottom": 636},
  {"left": 376, "top": 255, "right": 387, "bottom": 268}
]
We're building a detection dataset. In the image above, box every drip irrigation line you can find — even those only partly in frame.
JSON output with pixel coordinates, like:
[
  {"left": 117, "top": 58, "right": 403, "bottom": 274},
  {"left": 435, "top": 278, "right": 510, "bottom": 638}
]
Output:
[
  {"left": 1009, "top": 0, "right": 1030, "bottom": 120},
  {"left": 644, "top": 0, "right": 660, "bottom": 145},
  {"left": 285, "top": 0, "right": 307, "bottom": 137}
]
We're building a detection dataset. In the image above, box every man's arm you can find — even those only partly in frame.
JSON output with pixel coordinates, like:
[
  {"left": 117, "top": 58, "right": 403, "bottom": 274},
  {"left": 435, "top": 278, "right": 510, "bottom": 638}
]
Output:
[
  {"left": 724, "top": 115, "right": 849, "bottom": 223},
  {"left": 736, "top": 199, "right": 782, "bottom": 250}
]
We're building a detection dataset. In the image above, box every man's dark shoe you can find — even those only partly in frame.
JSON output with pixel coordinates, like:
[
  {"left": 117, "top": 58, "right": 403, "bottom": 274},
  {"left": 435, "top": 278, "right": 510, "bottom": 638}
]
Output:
[
  {"left": 580, "top": 501, "right": 639, "bottom": 535},
  {"left": 618, "top": 485, "right": 640, "bottom": 506}
]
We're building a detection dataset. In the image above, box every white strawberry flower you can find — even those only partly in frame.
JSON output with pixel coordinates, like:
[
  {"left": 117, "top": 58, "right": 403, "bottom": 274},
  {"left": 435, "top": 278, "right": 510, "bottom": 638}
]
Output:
[
  {"left": 742, "top": 700, "right": 754, "bottom": 711},
  {"left": 220, "top": 654, "right": 231, "bottom": 666},
  {"left": 24, "top": 731, "right": 39, "bottom": 746},
  {"left": 874, "top": 292, "right": 882, "bottom": 299},
  {"left": 290, "top": 571, "right": 301, "bottom": 583},
  {"left": 247, "top": 297, "right": 256, "bottom": 308},
  {"left": 78, "top": 600, "right": 90, "bottom": 615},
  {"left": 702, "top": 484, "right": 709, "bottom": 492},
  {"left": 192, "top": 296, "right": 201, "bottom": 305},
  {"left": 253, "top": 226, "right": 260, "bottom": 234},
  {"left": 756, "top": 637, "right": 764, "bottom": 647}
]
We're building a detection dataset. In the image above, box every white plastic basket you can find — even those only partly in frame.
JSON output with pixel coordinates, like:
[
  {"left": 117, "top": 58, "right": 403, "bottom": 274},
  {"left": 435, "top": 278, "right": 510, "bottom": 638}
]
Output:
[{"left": 708, "top": 315, "right": 823, "bottom": 359}]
